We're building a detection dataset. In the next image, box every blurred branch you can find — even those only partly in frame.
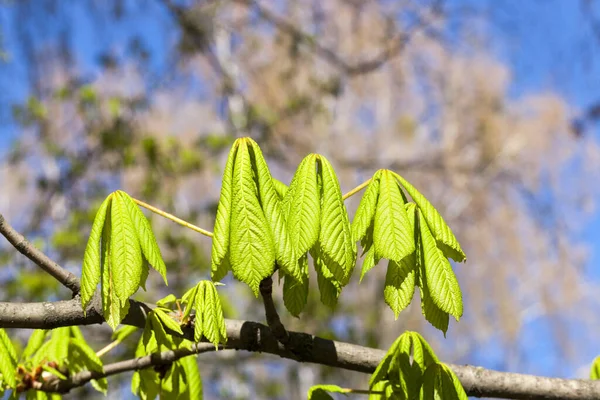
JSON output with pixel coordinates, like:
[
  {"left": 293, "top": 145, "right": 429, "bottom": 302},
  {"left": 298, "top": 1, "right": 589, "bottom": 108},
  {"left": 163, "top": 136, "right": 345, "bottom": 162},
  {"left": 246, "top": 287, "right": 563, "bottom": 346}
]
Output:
[
  {"left": 0, "top": 213, "right": 80, "bottom": 293},
  {"left": 1, "top": 297, "right": 600, "bottom": 399}
]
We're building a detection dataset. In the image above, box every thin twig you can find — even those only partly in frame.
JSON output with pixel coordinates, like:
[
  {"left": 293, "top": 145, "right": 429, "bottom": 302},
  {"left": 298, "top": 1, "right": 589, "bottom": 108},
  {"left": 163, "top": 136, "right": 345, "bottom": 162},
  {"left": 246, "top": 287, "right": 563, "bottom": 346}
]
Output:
[
  {"left": 0, "top": 213, "right": 80, "bottom": 293},
  {"left": 132, "top": 198, "right": 213, "bottom": 237},
  {"left": 342, "top": 178, "right": 372, "bottom": 200}
]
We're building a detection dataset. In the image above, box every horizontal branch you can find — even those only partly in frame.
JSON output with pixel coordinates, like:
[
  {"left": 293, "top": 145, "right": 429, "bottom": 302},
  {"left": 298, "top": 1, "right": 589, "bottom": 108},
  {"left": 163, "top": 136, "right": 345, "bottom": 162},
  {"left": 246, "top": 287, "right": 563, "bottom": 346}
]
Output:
[
  {"left": 1, "top": 298, "right": 599, "bottom": 399},
  {"left": 0, "top": 213, "right": 80, "bottom": 293}
]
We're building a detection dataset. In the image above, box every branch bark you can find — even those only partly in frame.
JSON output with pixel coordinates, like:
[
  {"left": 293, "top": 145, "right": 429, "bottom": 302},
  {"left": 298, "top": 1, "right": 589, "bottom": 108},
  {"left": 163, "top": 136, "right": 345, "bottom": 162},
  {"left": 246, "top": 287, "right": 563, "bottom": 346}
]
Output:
[
  {"left": 1, "top": 298, "right": 599, "bottom": 400},
  {"left": 0, "top": 213, "right": 80, "bottom": 293}
]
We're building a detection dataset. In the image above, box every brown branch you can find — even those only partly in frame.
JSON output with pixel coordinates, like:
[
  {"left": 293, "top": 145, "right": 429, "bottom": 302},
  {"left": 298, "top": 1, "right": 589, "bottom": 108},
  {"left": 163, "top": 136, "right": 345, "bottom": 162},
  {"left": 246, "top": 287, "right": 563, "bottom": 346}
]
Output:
[
  {"left": 0, "top": 213, "right": 80, "bottom": 293},
  {"left": 1, "top": 297, "right": 600, "bottom": 399}
]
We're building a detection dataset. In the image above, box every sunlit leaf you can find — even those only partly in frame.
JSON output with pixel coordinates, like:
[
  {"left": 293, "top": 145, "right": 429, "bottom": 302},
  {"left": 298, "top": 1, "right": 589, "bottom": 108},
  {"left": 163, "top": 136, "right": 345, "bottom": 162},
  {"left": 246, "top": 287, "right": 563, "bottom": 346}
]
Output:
[
  {"left": 308, "top": 384, "right": 349, "bottom": 399},
  {"left": 384, "top": 258, "right": 416, "bottom": 319},
  {"left": 153, "top": 308, "right": 183, "bottom": 335},
  {"left": 0, "top": 329, "right": 16, "bottom": 387},
  {"left": 283, "top": 255, "right": 309, "bottom": 317},
  {"left": 22, "top": 330, "right": 47, "bottom": 361},
  {"left": 591, "top": 356, "right": 600, "bottom": 380},
  {"left": 179, "top": 355, "right": 203, "bottom": 399},
  {"left": 81, "top": 194, "right": 112, "bottom": 310},
  {"left": 311, "top": 245, "right": 342, "bottom": 307},
  {"left": 272, "top": 178, "right": 289, "bottom": 199},
  {"left": 352, "top": 172, "right": 380, "bottom": 243}
]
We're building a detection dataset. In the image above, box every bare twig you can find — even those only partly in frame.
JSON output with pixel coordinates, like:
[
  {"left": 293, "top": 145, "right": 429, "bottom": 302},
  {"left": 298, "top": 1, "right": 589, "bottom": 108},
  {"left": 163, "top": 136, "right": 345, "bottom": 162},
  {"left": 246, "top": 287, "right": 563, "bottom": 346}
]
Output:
[
  {"left": 0, "top": 213, "right": 80, "bottom": 294},
  {"left": 2, "top": 297, "right": 600, "bottom": 399}
]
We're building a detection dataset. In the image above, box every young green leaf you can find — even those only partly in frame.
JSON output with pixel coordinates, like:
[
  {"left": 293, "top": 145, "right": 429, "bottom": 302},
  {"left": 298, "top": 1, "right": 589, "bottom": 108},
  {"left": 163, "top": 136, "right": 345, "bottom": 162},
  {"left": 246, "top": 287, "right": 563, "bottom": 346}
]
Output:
[
  {"left": 283, "top": 255, "right": 309, "bottom": 317},
  {"left": 118, "top": 191, "right": 168, "bottom": 284},
  {"left": 69, "top": 338, "right": 106, "bottom": 394},
  {"left": 110, "top": 192, "right": 144, "bottom": 302},
  {"left": 384, "top": 258, "right": 416, "bottom": 319},
  {"left": 179, "top": 355, "right": 203, "bottom": 399},
  {"left": 352, "top": 171, "right": 380, "bottom": 243},
  {"left": 153, "top": 308, "right": 183, "bottom": 335},
  {"left": 248, "top": 138, "right": 297, "bottom": 279},
  {"left": 311, "top": 245, "right": 342, "bottom": 307},
  {"left": 229, "top": 139, "right": 276, "bottom": 296},
  {"left": 284, "top": 154, "right": 321, "bottom": 260},
  {"left": 211, "top": 140, "right": 238, "bottom": 281},
  {"left": 111, "top": 325, "right": 138, "bottom": 342},
  {"left": 591, "top": 356, "right": 600, "bottom": 380},
  {"left": 272, "top": 177, "right": 289, "bottom": 199},
  {"left": 156, "top": 294, "right": 177, "bottom": 307},
  {"left": 421, "top": 363, "right": 467, "bottom": 400},
  {"left": 394, "top": 172, "right": 466, "bottom": 262},
  {"left": 199, "top": 281, "right": 227, "bottom": 348},
  {"left": 419, "top": 210, "right": 463, "bottom": 320},
  {"left": 181, "top": 284, "right": 200, "bottom": 323},
  {"left": 317, "top": 156, "right": 356, "bottom": 285},
  {"left": 369, "top": 334, "right": 403, "bottom": 388},
  {"left": 307, "top": 384, "right": 349, "bottom": 400},
  {"left": 374, "top": 170, "right": 414, "bottom": 263},
  {"left": 101, "top": 214, "right": 130, "bottom": 330},
  {"left": 81, "top": 194, "right": 112, "bottom": 310},
  {"left": 0, "top": 329, "right": 16, "bottom": 388}
]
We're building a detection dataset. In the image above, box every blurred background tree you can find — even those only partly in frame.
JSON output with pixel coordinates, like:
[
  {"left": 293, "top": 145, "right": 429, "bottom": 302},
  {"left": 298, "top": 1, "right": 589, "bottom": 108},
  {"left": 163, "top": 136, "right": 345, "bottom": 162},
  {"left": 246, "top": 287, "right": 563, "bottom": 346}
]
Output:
[{"left": 1, "top": 0, "right": 600, "bottom": 399}]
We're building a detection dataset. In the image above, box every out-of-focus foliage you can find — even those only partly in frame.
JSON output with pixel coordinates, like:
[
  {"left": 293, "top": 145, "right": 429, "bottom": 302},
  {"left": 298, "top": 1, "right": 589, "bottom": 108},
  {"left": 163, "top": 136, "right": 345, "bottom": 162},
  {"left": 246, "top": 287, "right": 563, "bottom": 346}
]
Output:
[{"left": 1, "top": 0, "right": 600, "bottom": 398}]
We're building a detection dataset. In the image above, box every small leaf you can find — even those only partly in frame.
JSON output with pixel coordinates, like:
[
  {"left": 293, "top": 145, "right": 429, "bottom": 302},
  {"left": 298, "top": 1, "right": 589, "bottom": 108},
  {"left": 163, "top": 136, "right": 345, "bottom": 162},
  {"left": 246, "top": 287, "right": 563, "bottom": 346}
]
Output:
[
  {"left": 81, "top": 195, "right": 112, "bottom": 310},
  {"left": 119, "top": 191, "right": 168, "bottom": 285},
  {"left": 283, "top": 255, "right": 309, "bottom": 317},
  {"left": 419, "top": 210, "right": 462, "bottom": 320},
  {"left": 153, "top": 308, "right": 183, "bottom": 335},
  {"left": 311, "top": 245, "right": 342, "bottom": 308},
  {"left": 22, "top": 330, "right": 47, "bottom": 360},
  {"left": 394, "top": 172, "right": 466, "bottom": 262},
  {"left": 384, "top": 258, "right": 416, "bottom": 319},
  {"left": 591, "top": 356, "right": 600, "bottom": 380},
  {"left": 352, "top": 172, "right": 380, "bottom": 243},
  {"left": 199, "top": 281, "right": 227, "bottom": 348},
  {"left": 149, "top": 311, "right": 172, "bottom": 352},
  {"left": 317, "top": 156, "right": 356, "bottom": 285},
  {"left": 229, "top": 139, "right": 276, "bottom": 296},
  {"left": 211, "top": 140, "right": 238, "bottom": 281},
  {"left": 0, "top": 329, "right": 16, "bottom": 387},
  {"left": 156, "top": 294, "right": 177, "bottom": 307},
  {"left": 421, "top": 363, "right": 467, "bottom": 400},
  {"left": 179, "top": 355, "right": 203, "bottom": 399},
  {"left": 308, "top": 384, "right": 349, "bottom": 400},
  {"left": 374, "top": 170, "right": 414, "bottom": 263}
]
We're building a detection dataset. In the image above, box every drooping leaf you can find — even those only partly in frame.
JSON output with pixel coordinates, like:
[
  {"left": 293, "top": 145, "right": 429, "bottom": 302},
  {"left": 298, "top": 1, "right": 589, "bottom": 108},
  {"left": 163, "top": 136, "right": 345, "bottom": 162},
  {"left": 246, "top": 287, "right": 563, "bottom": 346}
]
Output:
[
  {"left": 179, "top": 355, "right": 203, "bottom": 399},
  {"left": 0, "top": 329, "right": 16, "bottom": 388},
  {"left": 199, "top": 281, "right": 227, "bottom": 348},
  {"left": 181, "top": 284, "right": 200, "bottom": 324},
  {"left": 110, "top": 192, "right": 144, "bottom": 302},
  {"left": 358, "top": 222, "right": 380, "bottom": 282},
  {"left": 283, "top": 154, "right": 321, "bottom": 260},
  {"left": 229, "top": 139, "right": 276, "bottom": 296},
  {"left": 369, "top": 334, "right": 403, "bottom": 388},
  {"left": 101, "top": 213, "right": 130, "bottom": 330},
  {"left": 119, "top": 191, "right": 168, "bottom": 284},
  {"left": 374, "top": 170, "right": 414, "bottom": 263},
  {"left": 81, "top": 194, "right": 112, "bottom": 310},
  {"left": 394, "top": 172, "right": 466, "bottom": 262},
  {"left": 421, "top": 363, "right": 467, "bottom": 400},
  {"left": 22, "top": 330, "right": 47, "bottom": 360},
  {"left": 352, "top": 172, "right": 380, "bottom": 243},
  {"left": 311, "top": 245, "right": 342, "bottom": 307},
  {"left": 248, "top": 139, "right": 297, "bottom": 279},
  {"left": 384, "top": 258, "right": 416, "bottom": 319},
  {"left": 153, "top": 308, "right": 183, "bottom": 335},
  {"left": 46, "top": 327, "right": 70, "bottom": 367},
  {"left": 418, "top": 210, "right": 462, "bottom": 320},
  {"left": 211, "top": 141, "right": 238, "bottom": 281},
  {"left": 283, "top": 255, "right": 309, "bottom": 317},
  {"left": 69, "top": 338, "right": 106, "bottom": 394},
  {"left": 307, "top": 384, "right": 349, "bottom": 400},
  {"left": 317, "top": 156, "right": 356, "bottom": 285}
]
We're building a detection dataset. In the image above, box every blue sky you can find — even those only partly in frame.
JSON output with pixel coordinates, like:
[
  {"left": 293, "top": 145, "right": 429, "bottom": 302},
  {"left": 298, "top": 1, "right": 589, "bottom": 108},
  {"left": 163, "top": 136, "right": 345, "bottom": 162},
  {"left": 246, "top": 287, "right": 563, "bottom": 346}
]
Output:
[{"left": 1, "top": 0, "right": 600, "bottom": 382}]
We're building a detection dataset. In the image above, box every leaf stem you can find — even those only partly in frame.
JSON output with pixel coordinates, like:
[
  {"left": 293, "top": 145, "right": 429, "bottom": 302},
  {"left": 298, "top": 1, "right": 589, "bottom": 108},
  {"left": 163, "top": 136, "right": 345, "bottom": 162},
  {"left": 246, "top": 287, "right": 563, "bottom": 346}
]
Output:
[
  {"left": 342, "top": 178, "right": 372, "bottom": 200},
  {"left": 132, "top": 198, "right": 213, "bottom": 237},
  {"left": 95, "top": 338, "right": 122, "bottom": 358}
]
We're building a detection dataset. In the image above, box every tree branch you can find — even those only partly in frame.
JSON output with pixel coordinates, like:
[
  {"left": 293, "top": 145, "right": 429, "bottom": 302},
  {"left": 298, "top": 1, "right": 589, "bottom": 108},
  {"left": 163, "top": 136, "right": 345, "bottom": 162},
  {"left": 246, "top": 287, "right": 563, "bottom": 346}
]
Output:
[
  {"left": 0, "top": 213, "right": 80, "bottom": 294},
  {"left": 1, "top": 298, "right": 599, "bottom": 399}
]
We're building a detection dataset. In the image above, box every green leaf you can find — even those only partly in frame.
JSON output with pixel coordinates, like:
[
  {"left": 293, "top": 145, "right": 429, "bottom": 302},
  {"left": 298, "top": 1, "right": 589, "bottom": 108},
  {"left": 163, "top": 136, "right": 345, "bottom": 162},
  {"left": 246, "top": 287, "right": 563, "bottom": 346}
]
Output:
[
  {"left": 272, "top": 178, "right": 289, "bottom": 199},
  {"left": 229, "top": 139, "right": 276, "bottom": 296},
  {"left": 384, "top": 258, "right": 416, "bottom": 319},
  {"left": 369, "top": 380, "right": 392, "bottom": 400},
  {"left": 248, "top": 138, "right": 297, "bottom": 278},
  {"left": 69, "top": 338, "right": 106, "bottom": 394},
  {"left": 352, "top": 172, "right": 380, "bottom": 243},
  {"left": 111, "top": 325, "right": 138, "bottom": 342},
  {"left": 197, "top": 281, "right": 227, "bottom": 348},
  {"left": 101, "top": 213, "right": 130, "bottom": 330},
  {"left": 181, "top": 284, "right": 200, "bottom": 324},
  {"left": 111, "top": 192, "right": 144, "bottom": 302},
  {"left": 81, "top": 194, "right": 112, "bottom": 310},
  {"left": 149, "top": 311, "right": 172, "bottom": 352},
  {"left": 374, "top": 170, "right": 414, "bottom": 263},
  {"left": 591, "top": 356, "right": 600, "bottom": 380},
  {"left": 0, "top": 329, "right": 16, "bottom": 387},
  {"left": 419, "top": 210, "right": 462, "bottom": 320},
  {"left": 211, "top": 140, "right": 238, "bottom": 281},
  {"left": 317, "top": 156, "right": 356, "bottom": 285},
  {"left": 421, "top": 363, "right": 467, "bottom": 400},
  {"left": 22, "top": 330, "right": 47, "bottom": 360},
  {"left": 308, "top": 384, "right": 349, "bottom": 399},
  {"left": 369, "top": 334, "right": 403, "bottom": 388},
  {"left": 311, "top": 245, "right": 342, "bottom": 307},
  {"left": 283, "top": 255, "right": 309, "bottom": 317},
  {"left": 156, "top": 294, "right": 177, "bottom": 307},
  {"left": 394, "top": 172, "right": 466, "bottom": 262},
  {"left": 179, "top": 355, "right": 203, "bottom": 399},
  {"left": 118, "top": 191, "right": 168, "bottom": 285},
  {"left": 283, "top": 154, "right": 321, "bottom": 260},
  {"left": 153, "top": 308, "right": 183, "bottom": 335}
]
